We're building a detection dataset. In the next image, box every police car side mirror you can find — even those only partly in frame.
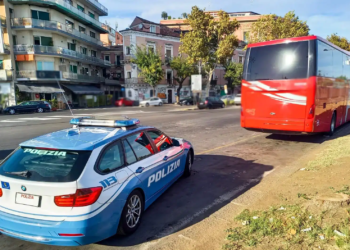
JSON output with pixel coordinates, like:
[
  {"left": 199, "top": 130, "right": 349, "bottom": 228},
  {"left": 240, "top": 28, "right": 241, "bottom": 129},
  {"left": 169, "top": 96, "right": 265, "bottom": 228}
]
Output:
[{"left": 172, "top": 139, "right": 181, "bottom": 147}]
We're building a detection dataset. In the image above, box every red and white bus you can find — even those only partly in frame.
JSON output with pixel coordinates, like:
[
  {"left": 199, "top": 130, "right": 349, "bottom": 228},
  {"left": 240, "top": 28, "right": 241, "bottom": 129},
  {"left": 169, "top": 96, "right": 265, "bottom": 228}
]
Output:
[{"left": 241, "top": 35, "right": 350, "bottom": 135}]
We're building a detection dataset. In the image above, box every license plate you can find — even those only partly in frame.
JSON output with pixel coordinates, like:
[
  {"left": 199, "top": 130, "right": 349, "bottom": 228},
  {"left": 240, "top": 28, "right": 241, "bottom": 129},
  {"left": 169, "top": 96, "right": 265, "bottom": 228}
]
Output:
[{"left": 15, "top": 193, "right": 40, "bottom": 207}]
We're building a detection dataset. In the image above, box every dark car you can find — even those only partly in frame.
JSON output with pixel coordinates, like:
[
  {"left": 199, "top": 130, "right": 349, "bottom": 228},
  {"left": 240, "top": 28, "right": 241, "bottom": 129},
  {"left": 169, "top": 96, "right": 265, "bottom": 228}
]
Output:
[
  {"left": 179, "top": 96, "right": 194, "bottom": 106},
  {"left": 198, "top": 97, "right": 225, "bottom": 109},
  {"left": 3, "top": 101, "right": 51, "bottom": 115}
]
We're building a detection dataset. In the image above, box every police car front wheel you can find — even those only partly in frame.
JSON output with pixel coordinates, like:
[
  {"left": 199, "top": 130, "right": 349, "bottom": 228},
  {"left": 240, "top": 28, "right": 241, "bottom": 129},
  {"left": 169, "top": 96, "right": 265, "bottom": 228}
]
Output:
[
  {"left": 183, "top": 151, "right": 193, "bottom": 177},
  {"left": 118, "top": 189, "right": 144, "bottom": 235}
]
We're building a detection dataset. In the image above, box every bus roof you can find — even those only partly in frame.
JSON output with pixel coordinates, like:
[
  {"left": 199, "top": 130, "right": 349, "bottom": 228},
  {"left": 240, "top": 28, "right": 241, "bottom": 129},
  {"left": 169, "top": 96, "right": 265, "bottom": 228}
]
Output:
[{"left": 247, "top": 35, "right": 350, "bottom": 57}]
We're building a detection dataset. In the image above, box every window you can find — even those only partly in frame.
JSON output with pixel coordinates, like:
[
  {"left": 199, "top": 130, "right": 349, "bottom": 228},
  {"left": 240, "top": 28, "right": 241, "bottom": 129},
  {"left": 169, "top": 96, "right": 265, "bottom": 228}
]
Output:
[
  {"left": 126, "top": 46, "right": 131, "bottom": 55},
  {"left": 243, "top": 31, "right": 249, "bottom": 43},
  {"left": 147, "top": 130, "right": 172, "bottom": 152},
  {"left": 239, "top": 56, "right": 243, "bottom": 64},
  {"left": 127, "top": 71, "right": 131, "bottom": 78},
  {"left": 126, "top": 132, "right": 154, "bottom": 160},
  {"left": 34, "top": 36, "right": 53, "bottom": 46},
  {"left": 165, "top": 47, "right": 172, "bottom": 58},
  {"left": 148, "top": 44, "right": 155, "bottom": 54},
  {"left": 12, "top": 35, "right": 17, "bottom": 46},
  {"left": 91, "top": 50, "right": 97, "bottom": 57},
  {"left": 123, "top": 140, "right": 137, "bottom": 165},
  {"left": 245, "top": 41, "right": 308, "bottom": 81},
  {"left": 77, "top": 4, "right": 85, "bottom": 13},
  {"left": 98, "top": 141, "right": 124, "bottom": 173},
  {"left": 37, "top": 61, "right": 54, "bottom": 70},
  {"left": 90, "top": 31, "right": 96, "bottom": 38},
  {"left": 80, "top": 67, "right": 88, "bottom": 75},
  {"left": 128, "top": 90, "right": 132, "bottom": 98},
  {"left": 150, "top": 25, "right": 156, "bottom": 33},
  {"left": 88, "top": 11, "right": 95, "bottom": 19},
  {"left": 68, "top": 42, "right": 76, "bottom": 51},
  {"left": 166, "top": 70, "right": 172, "bottom": 84},
  {"left": 104, "top": 55, "right": 110, "bottom": 61},
  {"left": 65, "top": 19, "right": 74, "bottom": 29},
  {"left": 0, "top": 60, "right": 3, "bottom": 70},
  {"left": 80, "top": 46, "right": 87, "bottom": 55},
  {"left": 70, "top": 65, "right": 78, "bottom": 73},
  {"left": 31, "top": 10, "right": 50, "bottom": 21},
  {"left": 79, "top": 26, "right": 86, "bottom": 34},
  {"left": 0, "top": 148, "right": 91, "bottom": 182}
]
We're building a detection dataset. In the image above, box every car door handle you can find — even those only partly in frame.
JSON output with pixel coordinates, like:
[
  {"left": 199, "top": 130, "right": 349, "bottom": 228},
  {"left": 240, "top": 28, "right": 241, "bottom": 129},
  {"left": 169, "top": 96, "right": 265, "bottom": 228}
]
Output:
[{"left": 135, "top": 167, "right": 145, "bottom": 174}]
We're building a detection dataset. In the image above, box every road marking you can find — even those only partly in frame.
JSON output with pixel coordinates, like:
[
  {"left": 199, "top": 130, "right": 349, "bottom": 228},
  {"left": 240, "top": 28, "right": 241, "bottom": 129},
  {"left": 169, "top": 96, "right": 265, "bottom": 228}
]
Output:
[
  {"left": 0, "top": 120, "right": 25, "bottom": 123},
  {"left": 17, "top": 118, "right": 61, "bottom": 121},
  {"left": 197, "top": 134, "right": 262, "bottom": 155}
]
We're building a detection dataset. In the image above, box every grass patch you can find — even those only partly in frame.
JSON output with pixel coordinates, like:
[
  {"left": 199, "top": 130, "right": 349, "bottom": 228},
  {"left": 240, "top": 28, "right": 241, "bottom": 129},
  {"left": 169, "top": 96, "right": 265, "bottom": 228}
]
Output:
[{"left": 223, "top": 204, "right": 350, "bottom": 249}]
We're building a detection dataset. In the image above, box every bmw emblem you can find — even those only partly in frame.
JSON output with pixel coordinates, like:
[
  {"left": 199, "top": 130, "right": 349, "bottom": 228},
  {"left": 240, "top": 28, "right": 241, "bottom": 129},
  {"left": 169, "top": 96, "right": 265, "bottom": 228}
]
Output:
[{"left": 21, "top": 186, "right": 26, "bottom": 192}]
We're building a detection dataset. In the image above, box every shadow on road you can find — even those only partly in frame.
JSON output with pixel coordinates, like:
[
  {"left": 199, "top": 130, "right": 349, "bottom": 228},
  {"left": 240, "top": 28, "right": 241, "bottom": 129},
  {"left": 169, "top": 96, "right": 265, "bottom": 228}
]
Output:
[
  {"left": 98, "top": 154, "right": 273, "bottom": 247},
  {"left": 0, "top": 149, "right": 14, "bottom": 161},
  {"left": 265, "top": 123, "right": 350, "bottom": 144}
]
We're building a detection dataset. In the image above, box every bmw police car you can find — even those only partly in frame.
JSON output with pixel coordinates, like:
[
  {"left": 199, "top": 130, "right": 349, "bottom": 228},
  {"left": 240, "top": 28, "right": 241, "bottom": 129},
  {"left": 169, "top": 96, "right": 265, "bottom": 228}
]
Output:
[{"left": 0, "top": 117, "right": 194, "bottom": 246}]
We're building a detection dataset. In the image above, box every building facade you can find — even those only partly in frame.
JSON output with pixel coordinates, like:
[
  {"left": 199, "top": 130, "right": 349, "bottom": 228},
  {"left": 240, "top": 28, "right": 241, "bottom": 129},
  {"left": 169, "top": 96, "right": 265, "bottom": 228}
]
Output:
[
  {"left": 3, "top": 0, "right": 112, "bottom": 108},
  {"left": 120, "top": 17, "right": 191, "bottom": 104}
]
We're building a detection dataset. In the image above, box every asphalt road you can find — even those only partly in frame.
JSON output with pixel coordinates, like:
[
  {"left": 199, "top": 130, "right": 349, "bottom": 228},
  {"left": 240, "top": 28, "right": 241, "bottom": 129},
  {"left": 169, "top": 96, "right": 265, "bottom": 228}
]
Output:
[{"left": 0, "top": 105, "right": 344, "bottom": 250}]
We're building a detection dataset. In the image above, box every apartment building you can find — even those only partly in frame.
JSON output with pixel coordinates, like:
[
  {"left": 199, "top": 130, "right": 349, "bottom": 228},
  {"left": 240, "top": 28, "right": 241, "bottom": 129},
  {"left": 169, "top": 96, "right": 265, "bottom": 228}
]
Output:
[
  {"left": 120, "top": 17, "right": 191, "bottom": 104},
  {"left": 5, "top": 0, "right": 111, "bottom": 107}
]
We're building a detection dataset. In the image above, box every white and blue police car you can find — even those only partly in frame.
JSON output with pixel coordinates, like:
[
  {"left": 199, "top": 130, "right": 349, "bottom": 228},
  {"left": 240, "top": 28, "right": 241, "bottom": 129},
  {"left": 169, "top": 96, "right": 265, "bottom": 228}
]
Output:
[{"left": 0, "top": 117, "right": 194, "bottom": 246}]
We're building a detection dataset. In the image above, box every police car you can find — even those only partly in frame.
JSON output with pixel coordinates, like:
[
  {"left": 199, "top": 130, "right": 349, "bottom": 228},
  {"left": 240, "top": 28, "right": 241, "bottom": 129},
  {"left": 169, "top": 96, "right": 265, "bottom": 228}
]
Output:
[{"left": 0, "top": 117, "right": 194, "bottom": 246}]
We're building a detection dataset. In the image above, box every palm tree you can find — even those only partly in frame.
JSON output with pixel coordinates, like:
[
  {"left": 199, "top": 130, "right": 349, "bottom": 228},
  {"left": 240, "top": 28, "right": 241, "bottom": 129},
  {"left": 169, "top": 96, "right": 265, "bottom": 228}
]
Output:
[
  {"left": 161, "top": 11, "right": 168, "bottom": 20},
  {"left": 182, "top": 13, "right": 188, "bottom": 19}
]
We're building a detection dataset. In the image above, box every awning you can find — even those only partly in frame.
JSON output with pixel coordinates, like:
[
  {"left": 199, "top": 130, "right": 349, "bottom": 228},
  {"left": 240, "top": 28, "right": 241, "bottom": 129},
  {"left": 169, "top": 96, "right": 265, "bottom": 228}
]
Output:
[
  {"left": 16, "top": 83, "right": 64, "bottom": 93},
  {"left": 63, "top": 84, "right": 103, "bottom": 95}
]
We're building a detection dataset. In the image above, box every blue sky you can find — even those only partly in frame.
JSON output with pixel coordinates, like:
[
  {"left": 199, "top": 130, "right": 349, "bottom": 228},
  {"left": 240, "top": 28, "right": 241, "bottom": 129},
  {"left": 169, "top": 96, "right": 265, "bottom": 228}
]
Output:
[{"left": 99, "top": 0, "right": 350, "bottom": 39}]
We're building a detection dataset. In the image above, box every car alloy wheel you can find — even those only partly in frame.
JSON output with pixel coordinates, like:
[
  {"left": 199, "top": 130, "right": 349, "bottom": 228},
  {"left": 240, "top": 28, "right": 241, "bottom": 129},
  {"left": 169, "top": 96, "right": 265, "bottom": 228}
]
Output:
[
  {"left": 9, "top": 109, "right": 15, "bottom": 115},
  {"left": 126, "top": 195, "right": 142, "bottom": 228},
  {"left": 37, "top": 108, "right": 44, "bottom": 113},
  {"left": 159, "top": 102, "right": 163, "bottom": 106},
  {"left": 146, "top": 103, "right": 150, "bottom": 107},
  {"left": 222, "top": 104, "right": 225, "bottom": 108}
]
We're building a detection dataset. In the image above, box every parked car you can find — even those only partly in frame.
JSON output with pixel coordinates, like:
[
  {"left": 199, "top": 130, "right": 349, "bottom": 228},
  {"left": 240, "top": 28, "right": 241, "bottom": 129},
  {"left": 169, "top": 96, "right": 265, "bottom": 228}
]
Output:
[
  {"left": 140, "top": 97, "right": 163, "bottom": 107},
  {"left": 198, "top": 97, "right": 225, "bottom": 109},
  {"left": 43, "top": 101, "right": 52, "bottom": 111},
  {"left": 3, "top": 101, "right": 51, "bottom": 115},
  {"left": 234, "top": 94, "right": 241, "bottom": 105},
  {"left": 221, "top": 95, "right": 234, "bottom": 102},
  {"left": 115, "top": 98, "right": 134, "bottom": 107},
  {"left": 179, "top": 97, "right": 194, "bottom": 106}
]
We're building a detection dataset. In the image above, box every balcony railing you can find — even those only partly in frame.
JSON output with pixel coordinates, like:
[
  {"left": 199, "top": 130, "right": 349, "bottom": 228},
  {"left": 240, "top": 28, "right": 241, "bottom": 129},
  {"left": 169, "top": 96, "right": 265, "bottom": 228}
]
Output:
[
  {"left": 62, "top": 72, "right": 105, "bottom": 83},
  {"left": 9, "top": 0, "right": 108, "bottom": 33},
  {"left": 0, "top": 70, "right": 13, "bottom": 81},
  {"left": 125, "top": 78, "right": 144, "bottom": 84},
  {"left": 85, "top": 0, "right": 108, "bottom": 16},
  {"left": 17, "top": 70, "right": 62, "bottom": 80},
  {"left": 14, "top": 45, "right": 110, "bottom": 67},
  {"left": 11, "top": 18, "right": 105, "bottom": 49}
]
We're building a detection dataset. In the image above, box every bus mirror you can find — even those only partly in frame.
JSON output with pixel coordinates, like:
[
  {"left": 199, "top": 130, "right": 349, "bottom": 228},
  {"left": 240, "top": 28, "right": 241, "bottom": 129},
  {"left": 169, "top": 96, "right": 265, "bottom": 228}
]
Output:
[{"left": 345, "top": 60, "right": 350, "bottom": 65}]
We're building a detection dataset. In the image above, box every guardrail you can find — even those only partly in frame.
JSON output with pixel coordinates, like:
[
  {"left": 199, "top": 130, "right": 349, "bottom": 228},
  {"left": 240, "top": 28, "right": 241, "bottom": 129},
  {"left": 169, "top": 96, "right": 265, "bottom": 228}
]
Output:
[
  {"left": 85, "top": 0, "right": 108, "bottom": 15},
  {"left": 62, "top": 72, "right": 105, "bottom": 82},
  {"left": 17, "top": 70, "right": 62, "bottom": 79}
]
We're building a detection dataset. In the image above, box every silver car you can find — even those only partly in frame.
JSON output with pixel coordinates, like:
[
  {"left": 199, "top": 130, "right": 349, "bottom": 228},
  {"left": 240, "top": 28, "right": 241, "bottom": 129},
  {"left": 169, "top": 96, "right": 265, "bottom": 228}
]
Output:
[
  {"left": 139, "top": 97, "right": 163, "bottom": 107},
  {"left": 234, "top": 94, "right": 241, "bottom": 105}
]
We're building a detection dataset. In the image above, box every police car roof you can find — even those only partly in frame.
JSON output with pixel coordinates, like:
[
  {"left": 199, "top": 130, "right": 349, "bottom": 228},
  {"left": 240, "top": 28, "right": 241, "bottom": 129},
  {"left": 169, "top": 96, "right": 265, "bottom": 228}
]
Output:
[{"left": 20, "top": 125, "right": 153, "bottom": 151}]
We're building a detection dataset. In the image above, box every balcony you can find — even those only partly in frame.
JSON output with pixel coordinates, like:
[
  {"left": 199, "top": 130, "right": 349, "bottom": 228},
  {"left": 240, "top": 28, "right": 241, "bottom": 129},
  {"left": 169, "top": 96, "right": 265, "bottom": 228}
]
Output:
[
  {"left": 62, "top": 72, "right": 105, "bottom": 83},
  {"left": 0, "top": 70, "right": 13, "bottom": 81},
  {"left": 11, "top": 18, "right": 107, "bottom": 50},
  {"left": 125, "top": 78, "right": 144, "bottom": 84},
  {"left": 17, "top": 70, "right": 62, "bottom": 81},
  {"left": 84, "top": 0, "right": 108, "bottom": 16},
  {"left": 8, "top": 0, "right": 108, "bottom": 33},
  {"left": 14, "top": 45, "right": 111, "bottom": 67}
]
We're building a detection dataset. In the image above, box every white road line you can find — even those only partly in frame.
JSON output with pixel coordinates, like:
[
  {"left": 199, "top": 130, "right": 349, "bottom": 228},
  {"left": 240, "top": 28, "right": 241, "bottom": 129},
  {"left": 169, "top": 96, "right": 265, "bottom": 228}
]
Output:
[
  {"left": 17, "top": 118, "right": 61, "bottom": 121},
  {"left": 0, "top": 120, "right": 25, "bottom": 123}
]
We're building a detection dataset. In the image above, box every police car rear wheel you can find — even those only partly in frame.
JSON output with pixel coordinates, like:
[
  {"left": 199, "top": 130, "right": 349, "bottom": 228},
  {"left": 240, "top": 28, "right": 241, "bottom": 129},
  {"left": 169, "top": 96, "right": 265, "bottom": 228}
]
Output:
[
  {"left": 183, "top": 151, "right": 193, "bottom": 177},
  {"left": 118, "top": 190, "right": 144, "bottom": 235}
]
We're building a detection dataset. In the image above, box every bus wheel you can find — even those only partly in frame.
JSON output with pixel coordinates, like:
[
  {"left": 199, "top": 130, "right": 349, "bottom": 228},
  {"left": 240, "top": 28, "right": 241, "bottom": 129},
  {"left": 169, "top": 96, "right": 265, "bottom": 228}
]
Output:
[{"left": 328, "top": 113, "right": 336, "bottom": 136}]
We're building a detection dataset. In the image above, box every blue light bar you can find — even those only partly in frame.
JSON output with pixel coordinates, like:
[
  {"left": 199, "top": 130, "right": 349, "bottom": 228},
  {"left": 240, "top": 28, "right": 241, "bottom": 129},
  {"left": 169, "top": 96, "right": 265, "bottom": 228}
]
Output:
[{"left": 70, "top": 117, "right": 140, "bottom": 128}]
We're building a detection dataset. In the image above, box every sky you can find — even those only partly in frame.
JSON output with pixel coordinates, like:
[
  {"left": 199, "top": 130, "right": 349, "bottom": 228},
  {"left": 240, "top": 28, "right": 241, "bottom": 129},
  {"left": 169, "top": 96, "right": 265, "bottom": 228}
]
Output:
[{"left": 99, "top": 0, "right": 350, "bottom": 39}]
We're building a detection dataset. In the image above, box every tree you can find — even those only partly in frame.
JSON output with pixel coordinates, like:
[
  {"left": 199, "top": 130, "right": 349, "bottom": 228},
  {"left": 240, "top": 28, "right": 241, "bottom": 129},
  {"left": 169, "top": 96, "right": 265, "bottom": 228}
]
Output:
[
  {"left": 327, "top": 33, "right": 350, "bottom": 51},
  {"left": 170, "top": 56, "right": 197, "bottom": 102},
  {"left": 167, "top": 16, "right": 172, "bottom": 20},
  {"left": 161, "top": 11, "right": 168, "bottom": 20},
  {"left": 224, "top": 61, "right": 243, "bottom": 94},
  {"left": 180, "top": 6, "right": 240, "bottom": 97},
  {"left": 248, "top": 11, "right": 309, "bottom": 44},
  {"left": 132, "top": 46, "right": 164, "bottom": 97},
  {"left": 182, "top": 13, "right": 188, "bottom": 19}
]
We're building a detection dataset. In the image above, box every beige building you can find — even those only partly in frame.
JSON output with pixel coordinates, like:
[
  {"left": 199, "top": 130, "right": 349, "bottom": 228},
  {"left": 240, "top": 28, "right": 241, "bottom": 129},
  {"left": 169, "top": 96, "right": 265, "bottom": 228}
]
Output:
[
  {"left": 120, "top": 17, "right": 191, "bottom": 104},
  {"left": 4, "top": 0, "right": 112, "bottom": 107}
]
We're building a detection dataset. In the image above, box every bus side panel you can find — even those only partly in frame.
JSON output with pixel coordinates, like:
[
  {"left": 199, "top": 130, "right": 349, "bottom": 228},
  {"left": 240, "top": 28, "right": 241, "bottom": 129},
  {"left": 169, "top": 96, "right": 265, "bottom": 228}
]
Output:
[{"left": 304, "top": 77, "right": 316, "bottom": 133}]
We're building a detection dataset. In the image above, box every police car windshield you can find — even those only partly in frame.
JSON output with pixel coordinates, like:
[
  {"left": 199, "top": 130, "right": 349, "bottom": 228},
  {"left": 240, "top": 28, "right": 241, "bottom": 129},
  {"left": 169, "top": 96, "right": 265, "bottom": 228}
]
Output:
[{"left": 0, "top": 148, "right": 91, "bottom": 182}]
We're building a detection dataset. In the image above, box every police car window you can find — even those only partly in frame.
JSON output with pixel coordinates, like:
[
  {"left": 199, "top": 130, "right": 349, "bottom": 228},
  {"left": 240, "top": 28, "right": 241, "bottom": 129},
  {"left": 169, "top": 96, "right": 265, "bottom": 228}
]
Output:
[
  {"left": 147, "top": 130, "right": 172, "bottom": 152},
  {"left": 126, "top": 132, "right": 154, "bottom": 160},
  {"left": 98, "top": 141, "right": 124, "bottom": 173},
  {"left": 123, "top": 140, "right": 137, "bottom": 165},
  {"left": 0, "top": 148, "right": 91, "bottom": 182}
]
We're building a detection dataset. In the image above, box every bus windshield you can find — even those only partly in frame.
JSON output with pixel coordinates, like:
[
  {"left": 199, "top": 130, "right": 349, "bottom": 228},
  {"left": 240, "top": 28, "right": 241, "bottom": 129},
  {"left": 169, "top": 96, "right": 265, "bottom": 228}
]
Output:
[{"left": 245, "top": 41, "right": 309, "bottom": 81}]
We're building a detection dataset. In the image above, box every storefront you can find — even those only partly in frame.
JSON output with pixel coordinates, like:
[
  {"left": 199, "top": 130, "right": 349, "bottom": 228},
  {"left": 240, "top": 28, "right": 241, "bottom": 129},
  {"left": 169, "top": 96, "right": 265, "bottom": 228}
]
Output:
[{"left": 62, "top": 84, "right": 104, "bottom": 108}]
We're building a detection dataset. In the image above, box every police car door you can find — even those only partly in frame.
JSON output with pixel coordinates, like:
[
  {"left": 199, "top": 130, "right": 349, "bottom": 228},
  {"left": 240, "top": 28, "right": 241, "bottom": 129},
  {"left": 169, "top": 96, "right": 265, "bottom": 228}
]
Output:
[
  {"left": 123, "top": 131, "right": 166, "bottom": 202},
  {"left": 145, "top": 130, "right": 185, "bottom": 187}
]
